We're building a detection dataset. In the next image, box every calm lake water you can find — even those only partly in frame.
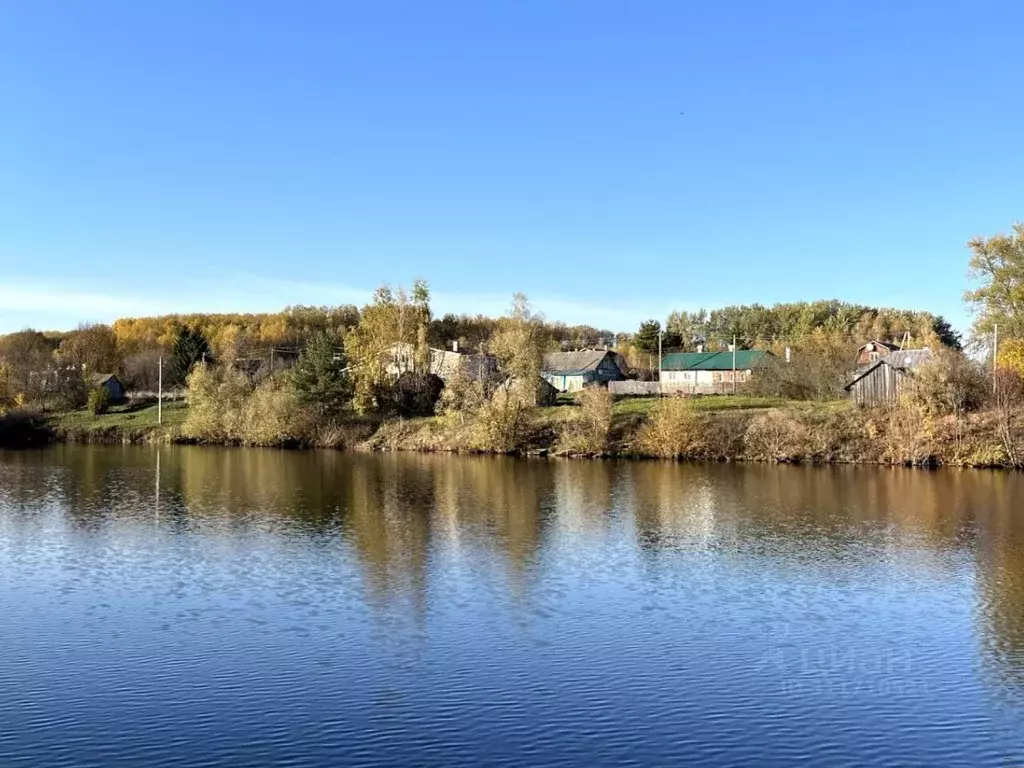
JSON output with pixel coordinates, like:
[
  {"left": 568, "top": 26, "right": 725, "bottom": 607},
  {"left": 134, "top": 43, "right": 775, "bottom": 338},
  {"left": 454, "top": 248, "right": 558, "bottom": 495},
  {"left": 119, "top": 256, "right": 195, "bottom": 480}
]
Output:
[{"left": 1, "top": 446, "right": 1023, "bottom": 766}]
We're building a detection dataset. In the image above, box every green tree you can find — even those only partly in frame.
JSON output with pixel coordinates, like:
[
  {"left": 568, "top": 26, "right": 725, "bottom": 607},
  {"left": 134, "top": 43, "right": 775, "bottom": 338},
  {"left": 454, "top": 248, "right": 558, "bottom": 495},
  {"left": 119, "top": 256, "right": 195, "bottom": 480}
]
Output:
[
  {"left": 172, "top": 327, "right": 211, "bottom": 384},
  {"left": 663, "top": 301, "right": 958, "bottom": 351},
  {"left": 964, "top": 222, "right": 1024, "bottom": 341},
  {"left": 88, "top": 386, "right": 111, "bottom": 415},
  {"left": 634, "top": 320, "right": 662, "bottom": 354},
  {"left": 291, "top": 331, "right": 352, "bottom": 418}
]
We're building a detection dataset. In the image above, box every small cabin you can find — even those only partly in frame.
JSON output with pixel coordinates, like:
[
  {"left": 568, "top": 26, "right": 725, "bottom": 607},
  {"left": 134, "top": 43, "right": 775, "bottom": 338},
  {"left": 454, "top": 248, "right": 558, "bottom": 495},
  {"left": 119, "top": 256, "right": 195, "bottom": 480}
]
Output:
[
  {"left": 90, "top": 373, "right": 126, "bottom": 403},
  {"left": 541, "top": 350, "right": 626, "bottom": 392},
  {"left": 845, "top": 349, "right": 932, "bottom": 407}
]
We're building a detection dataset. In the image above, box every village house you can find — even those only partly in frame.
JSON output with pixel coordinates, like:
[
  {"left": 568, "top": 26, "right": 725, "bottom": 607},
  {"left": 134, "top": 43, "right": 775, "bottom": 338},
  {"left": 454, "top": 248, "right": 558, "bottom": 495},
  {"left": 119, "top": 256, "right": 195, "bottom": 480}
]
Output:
[
  {"left": 541, "top": 350, "right": 627, "bottom": 392},
  {"left": 845, "top": 348, "right": 932, "bottom": 407},
  {"left": 429, "top": 347, "right": 499, "bottom": 383},
  {"left": 659, "top": 349, "right": 769, "bottom": 393},
  {"left": 854, "top": 340, "right": 901, "bottom": 366},
  {"left": 386, "top": 342, "right": 498, "bottom": 383}
]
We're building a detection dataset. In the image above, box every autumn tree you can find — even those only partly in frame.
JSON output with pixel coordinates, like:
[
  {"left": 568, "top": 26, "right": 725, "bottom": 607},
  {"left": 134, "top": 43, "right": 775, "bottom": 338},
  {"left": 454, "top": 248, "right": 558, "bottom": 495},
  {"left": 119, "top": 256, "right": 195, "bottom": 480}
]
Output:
[
  {"left": 56, "top": 323, "right": 121, "bottom": 374},
  {"left": 489, "top": 293, "right": 550, "bottom": 406},
  {"left": 997, "top": 338, "right": 1024, "bottom": 379},
  {"left": 347, "top": 281, "right": 431, "bottom": 414},
  {"left": 0, "top": 330, "right": 57, "bottom": 399},
  {"left": 748, "top": 330, "right": 855, "bottom": 401},
  {"left": 964, "top": 223, "right": 1024, "bottom": 342},
  {"left": 908, "top": 350, "right": 988, "bottom": 418}
]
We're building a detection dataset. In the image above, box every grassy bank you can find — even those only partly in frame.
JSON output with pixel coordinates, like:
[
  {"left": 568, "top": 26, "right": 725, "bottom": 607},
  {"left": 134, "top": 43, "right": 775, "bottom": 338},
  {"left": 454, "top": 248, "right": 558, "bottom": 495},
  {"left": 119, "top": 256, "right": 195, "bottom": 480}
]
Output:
[
  {"left": 362, "top": 395, "right": 828, "bottom": 456},
  {"left": 363, "top": 394, "right": 1022, "bottom": 469},
  {"left": 6, "top": 393, "right": 1022, "bottom": 470},
  {"left": 49, "top": 401, "right": 188, "bottom": 444}
]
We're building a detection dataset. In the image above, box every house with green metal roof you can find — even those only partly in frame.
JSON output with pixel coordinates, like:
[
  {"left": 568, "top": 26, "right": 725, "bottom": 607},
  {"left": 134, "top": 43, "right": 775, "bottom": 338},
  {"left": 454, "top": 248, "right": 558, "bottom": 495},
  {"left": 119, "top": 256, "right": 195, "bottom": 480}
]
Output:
[{"left": 659, "top": 349, "right": 770, "bottom": 391}]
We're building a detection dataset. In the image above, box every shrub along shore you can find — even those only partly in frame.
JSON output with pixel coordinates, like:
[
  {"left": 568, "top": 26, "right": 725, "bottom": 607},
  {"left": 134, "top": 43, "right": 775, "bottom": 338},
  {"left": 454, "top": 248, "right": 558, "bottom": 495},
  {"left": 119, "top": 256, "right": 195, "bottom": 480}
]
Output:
[{"left": 3, "top": 393, "right": 1022, "bottom": 470}]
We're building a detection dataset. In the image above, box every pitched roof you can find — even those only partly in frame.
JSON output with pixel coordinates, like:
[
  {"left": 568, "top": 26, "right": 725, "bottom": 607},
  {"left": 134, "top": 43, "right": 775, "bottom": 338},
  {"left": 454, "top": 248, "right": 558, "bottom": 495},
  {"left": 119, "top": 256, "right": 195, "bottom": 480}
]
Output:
[
  {"left": 887, "top": 349, "right": 933, "bottom": 369},
  {"left": 858, "top": 340, "right": 901, "bottom": 353},
  {"left": 542, "top": 350, "right": 618, "bottom": 375},
  {"left": 845, "top": 349, "right": 933, "bottom": 390},
  {"left": 661, "top": 350, "right": 769, "bottom": 371},
  {"left": 89, "top": 373, "right": 118, "bottom": 386}
]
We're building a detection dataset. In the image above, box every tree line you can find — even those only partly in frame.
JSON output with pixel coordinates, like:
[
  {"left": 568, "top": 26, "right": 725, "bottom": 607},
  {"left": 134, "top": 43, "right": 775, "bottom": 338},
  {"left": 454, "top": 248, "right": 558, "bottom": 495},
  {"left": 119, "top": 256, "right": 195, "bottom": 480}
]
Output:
[{"left": 3, "top": 218, "right": 1024, "bottom": 422}]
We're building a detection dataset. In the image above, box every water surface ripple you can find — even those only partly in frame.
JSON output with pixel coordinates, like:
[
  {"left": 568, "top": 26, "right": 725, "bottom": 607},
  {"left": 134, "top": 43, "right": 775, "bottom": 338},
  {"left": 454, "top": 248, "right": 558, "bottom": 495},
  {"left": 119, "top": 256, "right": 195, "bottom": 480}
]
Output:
[{"left": 1, "top": 446, "right": 1022, "bottom": 766}]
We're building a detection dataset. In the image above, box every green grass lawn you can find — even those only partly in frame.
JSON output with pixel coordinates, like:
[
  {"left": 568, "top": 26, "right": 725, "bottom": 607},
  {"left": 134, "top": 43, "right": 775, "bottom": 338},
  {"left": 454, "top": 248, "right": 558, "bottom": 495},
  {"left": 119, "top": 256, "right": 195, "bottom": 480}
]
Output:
[
  {"left": 609, "top": 394, "right": 816, "bottom": 417},
  {"left": 51, "top": 400, "right": 188, "bottom": 433}
]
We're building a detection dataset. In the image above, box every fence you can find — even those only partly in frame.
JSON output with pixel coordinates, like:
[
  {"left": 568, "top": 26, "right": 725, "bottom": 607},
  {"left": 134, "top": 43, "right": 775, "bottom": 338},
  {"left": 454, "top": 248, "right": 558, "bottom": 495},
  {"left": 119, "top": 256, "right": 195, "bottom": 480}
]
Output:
[
  {"left": 127, "top": 389, "right": 187, "bottom": 402},
  {"left": 609, "top": 381, "right": 739, "bottom": 397}
]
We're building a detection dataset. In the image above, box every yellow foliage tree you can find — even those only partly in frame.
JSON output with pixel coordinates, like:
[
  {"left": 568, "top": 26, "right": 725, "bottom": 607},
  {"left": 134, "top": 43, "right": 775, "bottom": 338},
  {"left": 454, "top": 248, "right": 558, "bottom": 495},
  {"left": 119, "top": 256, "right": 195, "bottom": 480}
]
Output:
[
  {"left": 347, "top": 282, "right": 431, "bottom": 414},
  {"left": 997, "top": 338, "right": 1024, "bottom": 378}
]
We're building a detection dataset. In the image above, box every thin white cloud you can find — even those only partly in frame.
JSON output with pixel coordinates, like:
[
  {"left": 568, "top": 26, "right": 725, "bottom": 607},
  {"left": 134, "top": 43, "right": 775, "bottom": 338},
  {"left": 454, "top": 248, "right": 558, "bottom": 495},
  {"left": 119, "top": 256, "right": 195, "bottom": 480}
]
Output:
[{"left": 0, "top": 284, "right": 175, "bottom": 321}]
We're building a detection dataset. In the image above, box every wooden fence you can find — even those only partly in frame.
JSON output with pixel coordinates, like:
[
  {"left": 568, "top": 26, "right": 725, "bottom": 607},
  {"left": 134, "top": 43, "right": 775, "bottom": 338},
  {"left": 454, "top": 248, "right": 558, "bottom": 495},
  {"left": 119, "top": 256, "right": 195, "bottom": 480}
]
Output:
[
  {"left": 127, "top": 389, "right": 187, "bottom": 402},
  {"left": 609, "top": 381, "right": 738, "bottom": 397}
]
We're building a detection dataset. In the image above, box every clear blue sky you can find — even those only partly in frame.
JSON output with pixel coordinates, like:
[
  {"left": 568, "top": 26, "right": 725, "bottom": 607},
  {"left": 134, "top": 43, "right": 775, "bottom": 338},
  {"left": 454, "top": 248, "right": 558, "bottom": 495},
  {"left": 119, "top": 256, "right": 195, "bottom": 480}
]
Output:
[{"left": 2, "top": 0, "right": 1022, "bottom": 335}]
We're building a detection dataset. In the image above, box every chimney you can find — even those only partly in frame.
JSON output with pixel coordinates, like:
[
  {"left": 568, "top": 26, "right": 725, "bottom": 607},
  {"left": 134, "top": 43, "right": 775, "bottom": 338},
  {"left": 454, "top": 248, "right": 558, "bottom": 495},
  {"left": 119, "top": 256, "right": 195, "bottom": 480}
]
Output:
[
  {"left": 452, "top": 340, "right": 458, "bottom": 353},
  {"left": 727, "top": 343, "right": 735, "bottom": 352},
  {"left": 696, "top": 343, "right": 704, "bottom": 353},
  {"left": 785, "top": 347, "right": 791, "bottom": 364}
]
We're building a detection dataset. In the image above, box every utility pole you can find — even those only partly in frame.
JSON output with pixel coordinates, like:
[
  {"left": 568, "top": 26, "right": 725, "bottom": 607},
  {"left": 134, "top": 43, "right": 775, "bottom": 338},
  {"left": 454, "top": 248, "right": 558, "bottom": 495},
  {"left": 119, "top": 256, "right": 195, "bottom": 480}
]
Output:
[
  {"left": 732, "top": 334, "right": 737, "bottom": 395},
  {"left": 658, "top": 331, "right": 663, "bottom": 392},
  {"left": 993, "top": 324, "right": 999, "bottom": 394},
  {"left": 157, "top": 356, "right": 163, "bottom": 425}
]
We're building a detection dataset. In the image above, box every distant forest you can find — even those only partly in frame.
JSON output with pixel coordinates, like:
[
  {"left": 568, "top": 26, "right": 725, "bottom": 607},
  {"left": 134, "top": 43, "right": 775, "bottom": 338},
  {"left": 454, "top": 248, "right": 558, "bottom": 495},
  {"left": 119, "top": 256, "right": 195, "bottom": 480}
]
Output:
[{"left": 0, "top": 294, "right": 959, "bottom": 402}]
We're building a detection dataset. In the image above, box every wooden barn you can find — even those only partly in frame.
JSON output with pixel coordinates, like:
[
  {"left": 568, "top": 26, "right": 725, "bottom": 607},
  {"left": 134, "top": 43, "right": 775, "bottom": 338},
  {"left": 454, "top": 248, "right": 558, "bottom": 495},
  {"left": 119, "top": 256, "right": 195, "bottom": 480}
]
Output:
[
  {"left": 541, "top": 350, "right": 626, "bottom": 392},
  {"left": 90, "top": 373, "right": 126, "bottom": 403},
  {"left": 845, "top": 349, "right": 932, "bottom": 406}
]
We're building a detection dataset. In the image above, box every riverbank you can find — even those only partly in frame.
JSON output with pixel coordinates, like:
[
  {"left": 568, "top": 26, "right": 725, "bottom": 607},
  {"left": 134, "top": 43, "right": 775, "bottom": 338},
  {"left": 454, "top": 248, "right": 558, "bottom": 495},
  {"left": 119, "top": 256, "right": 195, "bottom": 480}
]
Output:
[
  {"left": 2, "top": 396, "right": 1020, "bottom": 469},
  {"left": 0, "top": 401, "right": 187, "bottom": 448},
  {"left": 346, "top": 395, "right": 1020, "bottom": 469},
  {"left": 52, "top": 401, "right": 189, "bottom": 444}
]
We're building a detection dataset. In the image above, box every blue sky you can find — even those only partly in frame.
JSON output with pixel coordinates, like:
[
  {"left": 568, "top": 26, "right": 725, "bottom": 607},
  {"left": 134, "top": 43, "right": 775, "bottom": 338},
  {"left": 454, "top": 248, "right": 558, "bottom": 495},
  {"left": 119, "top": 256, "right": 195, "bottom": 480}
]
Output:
[{"left": 2, "top": 1, "right": 1022, "bottom": 335}]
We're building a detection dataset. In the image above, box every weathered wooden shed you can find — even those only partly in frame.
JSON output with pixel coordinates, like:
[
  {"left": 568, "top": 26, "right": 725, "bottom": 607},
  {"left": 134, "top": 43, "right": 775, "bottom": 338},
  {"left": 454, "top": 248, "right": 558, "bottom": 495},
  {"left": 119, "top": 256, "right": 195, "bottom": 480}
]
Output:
[
  {"left": 89, "top": 373, "right": 126, "bottom": 403},
  {"left": 541, "top": 350, "right": 626, "bottom": 392},
  {"left": 845, "top": 349, "right": 932, "bottom": 406}
]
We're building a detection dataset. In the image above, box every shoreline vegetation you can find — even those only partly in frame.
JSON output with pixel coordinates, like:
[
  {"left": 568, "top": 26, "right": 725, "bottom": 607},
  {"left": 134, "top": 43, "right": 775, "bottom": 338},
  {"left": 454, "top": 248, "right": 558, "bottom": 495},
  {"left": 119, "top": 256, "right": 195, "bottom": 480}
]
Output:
[
  {"left": 1, "top": 392, "right": 1021, "bottom": 470},
  {"left": 3, "top": 223, "right": 1024, "bottom": 468}
]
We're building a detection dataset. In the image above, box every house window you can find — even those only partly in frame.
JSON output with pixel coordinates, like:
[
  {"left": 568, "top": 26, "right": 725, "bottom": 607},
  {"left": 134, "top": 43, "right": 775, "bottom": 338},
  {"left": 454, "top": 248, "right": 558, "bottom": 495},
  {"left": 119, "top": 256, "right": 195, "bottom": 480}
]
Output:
[{"left": 869, "top": 352, "right": 880, "bottom": 361}]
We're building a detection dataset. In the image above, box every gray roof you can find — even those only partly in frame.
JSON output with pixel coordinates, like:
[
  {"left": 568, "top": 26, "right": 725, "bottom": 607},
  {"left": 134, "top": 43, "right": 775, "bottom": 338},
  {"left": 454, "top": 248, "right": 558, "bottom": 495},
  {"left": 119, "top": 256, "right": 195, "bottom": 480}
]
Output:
[
  {"left": 858, "top": 340, "right": 901, "bottom": 352},
  {"left": 845, "top": 349, "right": 933, "bottom": 390},
  {"left": 89, "top": 373, "right": 119, "bottom": 386},
  {"left": 886, "top": 349, "right": 933, "bottom": 370},
  {"left": 542, "top": 350, "right": 617, "bottom": 375}
]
